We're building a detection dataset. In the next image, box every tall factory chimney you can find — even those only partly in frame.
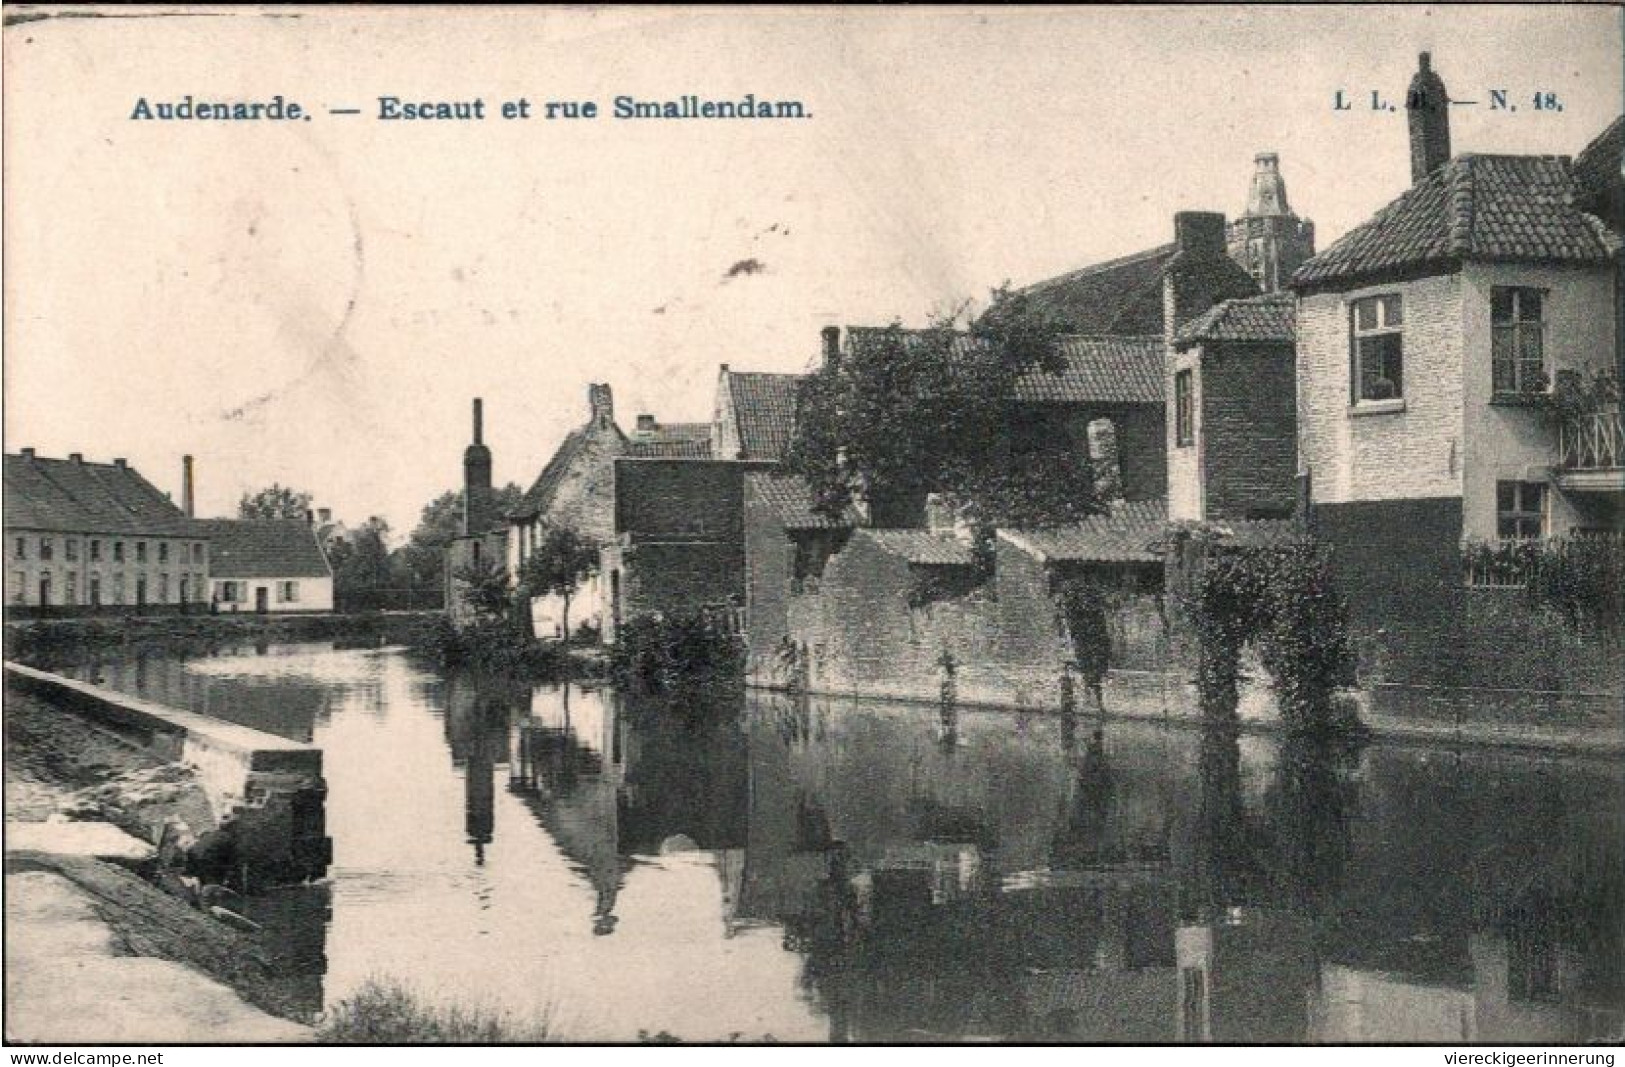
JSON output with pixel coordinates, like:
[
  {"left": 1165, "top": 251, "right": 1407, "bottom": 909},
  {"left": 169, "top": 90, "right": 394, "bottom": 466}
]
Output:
[
  {"left": 182, "top": 455, "right": 196, "bottom": 518},
  {"left": 462, "top": 399, "right": 494, "bottom": 536}
]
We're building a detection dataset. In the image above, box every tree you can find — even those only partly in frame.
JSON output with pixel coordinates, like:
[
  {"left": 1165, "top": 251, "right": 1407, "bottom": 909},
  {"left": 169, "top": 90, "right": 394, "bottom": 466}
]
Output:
[
  {"left": 400, "top": 485, "right": 523, "bottom": 598},
  {"left": 453, "top": 556, "right": 514, "bottom": 622},
  {"left": 334, "top": 516, "right": 393, "bottom": 612},
  {"left": 517, "top": 526, "right": 600, "bottom": 641},
  {"left": 782, "top": 287, "right": 1101, "bottom": 531},
  {"left": 238, "top": 483, "right": 315, "bottom": 521}
]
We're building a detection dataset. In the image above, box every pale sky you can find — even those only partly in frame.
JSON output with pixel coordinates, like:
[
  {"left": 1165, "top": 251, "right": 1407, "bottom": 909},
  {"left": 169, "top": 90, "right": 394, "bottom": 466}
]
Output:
[{"left": 4, "top": 5, "right": 1620, "bottom": 537}]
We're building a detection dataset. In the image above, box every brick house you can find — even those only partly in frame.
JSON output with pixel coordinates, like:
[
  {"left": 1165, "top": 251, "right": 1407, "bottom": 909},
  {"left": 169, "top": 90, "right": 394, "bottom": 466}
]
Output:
[
  {"left": 600, "top": 457, "right": 747, "bottom": 643},
  {"left": 1291, "top": 54, "right": 1622, "bottom": 631},
  {"left": 197, "top": 518, "right": 334, "bottom": 613},
  {"left": 4, "top": 449, "right": 209, "bottom": 615},
  {"left": 480, "top": 387, "right": 708, "bottom": 636},
  {"left": 1168, "top": 291, "right": 1299, "bottom": 522}
]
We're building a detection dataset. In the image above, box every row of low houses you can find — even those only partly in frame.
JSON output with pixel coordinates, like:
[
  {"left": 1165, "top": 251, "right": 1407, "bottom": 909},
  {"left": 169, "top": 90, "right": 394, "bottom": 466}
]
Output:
[
  {"left": 3, "top": 449, "right": 335, "bottom": 616},
  {"left": 454, "top": 52, "right": 1624, "bottom": 703}
]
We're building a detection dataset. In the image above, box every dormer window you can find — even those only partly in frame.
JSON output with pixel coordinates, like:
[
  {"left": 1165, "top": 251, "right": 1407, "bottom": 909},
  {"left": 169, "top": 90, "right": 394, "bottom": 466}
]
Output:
[
  {"left": 1351, "top": 295, "right": 1404, "bottom": 403},
  {"left": 1492, "top": 287, "right": 1546, "bottom": 395}
]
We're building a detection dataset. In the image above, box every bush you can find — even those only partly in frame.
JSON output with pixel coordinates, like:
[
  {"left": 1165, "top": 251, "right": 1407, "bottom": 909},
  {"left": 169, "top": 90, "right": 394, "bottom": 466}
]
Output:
[
  {"left": 320, "top": 979, "right": 553, "bottom": 1044},
  {"left": 1181, "top": 532, "right": 1359, "bottom": 734},
  {"left": 415, "top": 615, "right": 578, "bottom": 680},
  {"left": 610, "top": 607, "right": 746, "bottom": 694}
]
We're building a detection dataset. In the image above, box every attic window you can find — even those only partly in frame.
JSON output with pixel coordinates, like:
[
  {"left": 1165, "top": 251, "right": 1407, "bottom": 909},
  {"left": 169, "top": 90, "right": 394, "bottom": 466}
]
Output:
[{"left": 1351, "top": 295, "right": 1404, "bottom": 403}]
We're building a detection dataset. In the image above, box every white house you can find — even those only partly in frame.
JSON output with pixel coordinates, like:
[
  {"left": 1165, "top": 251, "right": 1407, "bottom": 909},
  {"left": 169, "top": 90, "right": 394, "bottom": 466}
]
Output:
[{"left": 198, "top": 519, "right": 334, "bottom": 613}]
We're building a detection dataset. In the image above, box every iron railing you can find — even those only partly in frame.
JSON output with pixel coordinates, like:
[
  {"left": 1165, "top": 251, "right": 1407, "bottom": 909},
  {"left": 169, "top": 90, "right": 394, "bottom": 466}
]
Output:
[
  {"left": 1463, "top": 532, "right": 1625, "bottom": 589},
  {"left": 1559, "top": 408, "right": 1624, "bottom": 471}
]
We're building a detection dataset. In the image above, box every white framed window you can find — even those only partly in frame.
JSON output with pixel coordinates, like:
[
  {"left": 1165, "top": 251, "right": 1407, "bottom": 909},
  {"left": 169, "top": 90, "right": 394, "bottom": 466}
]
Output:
[
  {"left": 1497, "top": 481, "right": 1546, "bottom": 541},
  {"left": 1351, "top": 294, "right": 1404, "bottom": 402},
  {"left": 1491, "top": 287, "right": 1546, "bottom": 395},
  {"left": 278, "top": 580, "right": 299, "bottom": 603},
  {"left": 11, "top": 570, "right": 26, "bottom": 604}
]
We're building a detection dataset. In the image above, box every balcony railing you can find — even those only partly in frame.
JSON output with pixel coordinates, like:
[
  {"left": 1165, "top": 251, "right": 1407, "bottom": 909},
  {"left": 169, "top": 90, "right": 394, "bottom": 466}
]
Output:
[{"left": 1559, "top": 408, "right": 1623, "bottom": 471}]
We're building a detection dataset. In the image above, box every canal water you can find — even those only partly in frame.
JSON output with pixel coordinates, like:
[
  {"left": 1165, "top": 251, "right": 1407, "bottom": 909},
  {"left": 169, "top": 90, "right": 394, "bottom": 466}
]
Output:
[{"left": 65, "top": 642, "right": 1624, "bottom": 1043}]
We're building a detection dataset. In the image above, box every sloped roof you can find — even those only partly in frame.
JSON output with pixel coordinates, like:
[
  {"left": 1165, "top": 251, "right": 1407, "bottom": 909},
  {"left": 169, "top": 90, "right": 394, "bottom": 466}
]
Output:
[
  {"left": 513, "top": 426, "right": 594, "bottom": 519},
  {"left": 1175, "top": 292, "right": 1296, "bottom": 347},
  {"left": 864, "top": 529, "right": 976, "bottom": 567},
  {"left": 1010, "top": 243, "right": 1174, "bottom": 336},
  {"left": 625, "top": 422, "right": 713, "bottom": 458},
  {"left": 1292, "top": 154, "right": 1618, "bottom": 290},
  {"left": 1013, "top": 336, "right": 1164, "bottom": 404},
  {"left": 845, "top": 327, "right": 1164, "bottom": 406},
  {"left": 4, "top": 453, "right": 194, "bottom": 536},
  {"left": 1574, "top": 115, "right": 1624, "bottom": 225},
  {"left": 744, "top": 471, "right": 859, "bottom": 530},
  {"left": 1000, "top": 500, "right": 1168, "bottom": 564},
  {"left": 726, "top": 372, "right": 802, "bottom": 461},
  {"left": 194, "top": 519, "right": 331, "bottom": 579}
]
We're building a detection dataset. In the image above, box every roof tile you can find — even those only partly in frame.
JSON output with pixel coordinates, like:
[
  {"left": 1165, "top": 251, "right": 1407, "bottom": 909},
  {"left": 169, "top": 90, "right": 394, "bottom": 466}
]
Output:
[
  {"left": 4, "top": 453, "right": 194, "bottom": 536},
  {"left": 194, "top": 519, "right": 331, "bottom": 579}
]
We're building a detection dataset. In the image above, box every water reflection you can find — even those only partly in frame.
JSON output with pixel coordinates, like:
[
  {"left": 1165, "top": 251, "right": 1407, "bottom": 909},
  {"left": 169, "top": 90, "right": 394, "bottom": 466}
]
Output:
[{"left": 75, "top": 644, "right": 1625, "bottom": 1043}]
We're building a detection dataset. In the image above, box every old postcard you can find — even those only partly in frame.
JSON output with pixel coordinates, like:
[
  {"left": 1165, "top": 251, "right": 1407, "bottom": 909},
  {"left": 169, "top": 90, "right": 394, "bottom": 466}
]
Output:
[{"left": 3, "top": 3, "right": 1622, "bottom": 1053}]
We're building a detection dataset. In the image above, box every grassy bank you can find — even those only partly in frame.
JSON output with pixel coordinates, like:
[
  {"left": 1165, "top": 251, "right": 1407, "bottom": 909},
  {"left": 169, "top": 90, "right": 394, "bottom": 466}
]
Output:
[
  {"left": 319, "top": 980, "right": 555, "bottom": 1043},
  {"left": 4, "top": 611, "right": 443, "bottom": 668}
]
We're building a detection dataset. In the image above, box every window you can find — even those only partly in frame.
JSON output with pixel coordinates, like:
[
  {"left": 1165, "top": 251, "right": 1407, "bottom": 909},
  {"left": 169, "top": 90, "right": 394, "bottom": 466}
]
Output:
[
  {"left": 193, "top": 543, "right": 205, "bottom": 564},
  {"left": 89, "top": 575, "right": 101, "bottom": 607},
  {"left": 1175, "top": 369, "right": 1195, "bottom": 447},
  {"left": 135, "top": 542, "right": 147, "bottom": 563},
  {"left": 158, "top": 542, "right": 169, "bottom": 563},
  {"left": 40, "top": 573, "right": 52, "bottom": 606},
  {"left": 89, "top": 540, "right": 101, "bottom": 562},
  {"left": 1351, "top": 294, "right": 1404, "bottom": 402},
  {"left": 158, "top": 574, "right": 169, "bottom": 603},
  {"left": 113, "top": 541, "right": 125, "bottom": 563},
  {"left": 1497, "top": 481, "right": 1546, "bottom": 541},
  {"left": 1492, "top": 287, "right": 1545, "bottom": 395},
  {"left": 14, "top": 537, "right": 25, "bottom": 561},
  {"left": 278, "top": 581, "right": 299, "bottom": 603},
  {"left": 65, "top": 538, "right": 78, "bottom": 562},
  {"left": 113, "top": 574, "right": 125, "bottom": 605},
  {"left": 11, "top": 571, "right": 26, "bottom": 604},
  {"left": 39, "top": 537, "right": 54, "bottom": 562},
  {"left": 219, "top": 581, "right": 240, "bottom": 604},
  {"left": 65, "top": 572, "right": 77, "bottom": 605},
  {"left": 179, "top": 576, "right": 189, "bottom": 603}
]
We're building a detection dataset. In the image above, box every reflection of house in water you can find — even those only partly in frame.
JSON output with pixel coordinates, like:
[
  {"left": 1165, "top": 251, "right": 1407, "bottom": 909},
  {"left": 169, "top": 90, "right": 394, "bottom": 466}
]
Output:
[
  {"left": 442, "top": 678, "right": 519, "bottom": 865},
  {"left": 1175, "top": 909, "right": 1317, "bottom": 1042}
]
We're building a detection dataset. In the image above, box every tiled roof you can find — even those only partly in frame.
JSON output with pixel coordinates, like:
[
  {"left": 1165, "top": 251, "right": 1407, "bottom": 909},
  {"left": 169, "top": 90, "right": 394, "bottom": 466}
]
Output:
[
  {"left": 845, "top": 327, "right": 1164, "bottom": 406},
  {"left": 744, "top": 472, "right": 859, "bottom": 530},
  {"left": 727, "top": 372, "right": 802, "bottom": 461},
  {"left": 625, "top": 422, "right": 713, "bottom": 459},
  {"left": 1175, "top": 292, "right": 1296, "bottom": 346},
  {"left": 1292, "top": 154, "right": 1618, "bottom": 290},
  {"left": 1574, "top": 115, "right": 1624, "bottom": 224},
  {"left": 194, "top": 519, "right": 331, "bottom": 579},
  {"left": 513, "top": 426, "right": 592, "bottom": 519},
  {"left": 1000, "top": 500, "right": 1168, "bottom": 564},
  {"left": 1013, "top": 335, "right": 1165, "bottom": 404},
  {"left": 864, "top": 529, "right": 976, "bottom": 567},
  {"left": 3, "top": 453, "right": 194, "bottom": 536},
  {"left": 1008, "top": 243, "right": 1174, "bottom": 336}
]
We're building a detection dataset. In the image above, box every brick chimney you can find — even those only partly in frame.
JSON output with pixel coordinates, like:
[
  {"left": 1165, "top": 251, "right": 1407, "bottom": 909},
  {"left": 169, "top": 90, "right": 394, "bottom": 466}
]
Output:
[
  {"left": 821, "top": 326, "right": 841, "bottom": 365},
  {"left": 182, "top": 454, "right": 195, "bottom": 518},
  {"left": 113, "top": 458, "right": 127, "bottom": 469},
  {"left": 1408, "top": 52, "right": 1451, "bottom": 185},
  {"left": 588, "top": 383, "right": 615, "bottom": 430},
  {"left": 462, "top": 398, "right": 494, "bottom": 536},
  {"left": 20, "top": 447, "right": 35, "bottom": 459},
  {"left": 636, "top": 414, "right": 656, "bottom": 433},
  {"left": 318, "top": 507, "right": 332, "bottom": 524},
  {"left": 1163, "top": 211, "right": 1260, "bottom": 343},
  {"left": 69, "top": 452, "right": 83, "bottom": 464}
]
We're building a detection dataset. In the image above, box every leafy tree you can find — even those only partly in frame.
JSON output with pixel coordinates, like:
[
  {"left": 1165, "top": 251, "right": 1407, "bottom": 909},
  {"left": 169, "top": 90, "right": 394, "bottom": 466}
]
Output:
[
  {"left": 401, "top": 484, "right": 523, "bottom": 597},
  {"left": 454, "top": 556, "right": 515, "bottom": 622},
  {"left": 517, "top": 526, "right": 600, "bottom": 640},
  {"left": 334, "top": 516, "right": 393, "bottom": 612},
  {"left": 783, "top": 287, "right": 1100, "bottom": 531},
  {"left": 238, "top": 483, "right": 314, "bottom": 521}
]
